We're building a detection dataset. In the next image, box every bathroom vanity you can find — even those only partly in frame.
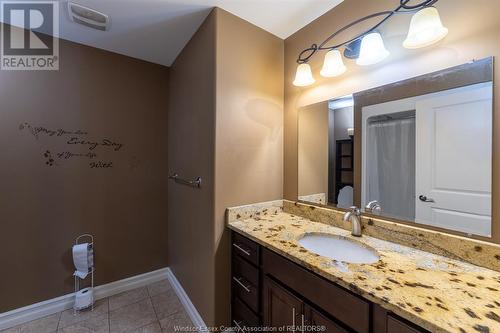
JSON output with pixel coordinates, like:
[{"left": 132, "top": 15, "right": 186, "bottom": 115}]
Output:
[
  {"left": 227, "top": 58, "right": 500, "bottom": 333},
  {"left": 231, "top": 231, "right": 421, "bottom": 333},
  {"left": 227, "top": 201, "right": 500, "bottom": 333}
]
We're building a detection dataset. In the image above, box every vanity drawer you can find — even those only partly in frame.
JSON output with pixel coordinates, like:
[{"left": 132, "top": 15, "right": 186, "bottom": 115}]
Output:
[
  {"left": 263, "top": 248, "right": 370, "bottom": 333},
  {"left": 232, "top": 296, "right": 260, "bottom": 329},
  {"left": 387, "top": 315, "right": 427, "bottom": 333},
  {"left": 232, "top": 231, "right": 260, "bottom": 266},
  {"left": 232, "top": 255, "right": 260, "bottom": 313}
]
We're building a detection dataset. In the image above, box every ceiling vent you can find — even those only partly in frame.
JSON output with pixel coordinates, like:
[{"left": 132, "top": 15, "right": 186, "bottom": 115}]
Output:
[{"left": 68, "top": 2, "right": 110, "bottom": 31}]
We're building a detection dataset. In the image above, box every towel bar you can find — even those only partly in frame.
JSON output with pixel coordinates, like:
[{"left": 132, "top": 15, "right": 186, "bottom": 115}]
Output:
[{"left": 169, "top": 173, "right": 202, "bottom": 188}]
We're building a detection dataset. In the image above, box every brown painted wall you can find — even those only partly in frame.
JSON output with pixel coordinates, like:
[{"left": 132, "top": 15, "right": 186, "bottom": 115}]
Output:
[
  {"left": 284, "top": 0, "right": 500, "bottom": 243},
  {"left": 167, "top": 8, "right": 283, "bottom": 326},
  {"left": 167, "top": 11, "right": 217, "bottom": 325},
  {"left": 0, "top": 28, "right": 169, "bottom": 312},
  {"left": 214, "top": 8, "right": 284, "bottom": 325}
]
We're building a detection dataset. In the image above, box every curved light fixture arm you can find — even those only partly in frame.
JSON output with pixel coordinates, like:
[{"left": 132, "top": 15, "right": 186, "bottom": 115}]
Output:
[{"left": 297, "top": 0, "right": 440, "bottom": 64}]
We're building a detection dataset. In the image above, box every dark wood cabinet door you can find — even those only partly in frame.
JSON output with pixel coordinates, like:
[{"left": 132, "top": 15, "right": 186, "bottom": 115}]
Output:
[
  {"left": 263, "top": 276, "right": 303, "bottom": 332},
  {"left": 263, "top": 248, "right": 370, "bottom": 333},
  {"left": 304, "top": 305, "right": 349, "bottom": 333}
]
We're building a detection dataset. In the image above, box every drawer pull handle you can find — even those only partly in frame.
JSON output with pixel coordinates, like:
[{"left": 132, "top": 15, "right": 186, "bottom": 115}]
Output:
[
  {"left": 233, "top": 276, "right": 252, "bottom": 293},
  {"left": 233, "top": 243, "right": 251, "bottom": 256}
]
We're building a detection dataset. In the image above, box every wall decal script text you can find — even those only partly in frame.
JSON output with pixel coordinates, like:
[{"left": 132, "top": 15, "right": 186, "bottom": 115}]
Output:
[
  {"left": 19, "top": 122, "right": 88, "bottom": 139},
  {"left": 66, "top": 137, "right": 123, "bottom": 151},
  {"left": 20, "top": 122, "right": 125, "bottom": 169}
]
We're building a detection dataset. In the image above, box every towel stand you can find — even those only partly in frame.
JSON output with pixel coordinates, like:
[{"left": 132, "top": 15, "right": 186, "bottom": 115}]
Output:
[
  {"left": 169, "top": 173, "right": 202, "bottom": 188},
  {"left": 74, "top": 234, "right": 94, "bottom": 314}
]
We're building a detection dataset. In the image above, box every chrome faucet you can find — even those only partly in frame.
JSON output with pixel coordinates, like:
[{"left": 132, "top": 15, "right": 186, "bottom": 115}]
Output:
[
  {"left": 343, "top": 206, "right": 362, "bottom": 237},
  {"left": 365, "top": 200, "right": 382, "bottom": 214}
]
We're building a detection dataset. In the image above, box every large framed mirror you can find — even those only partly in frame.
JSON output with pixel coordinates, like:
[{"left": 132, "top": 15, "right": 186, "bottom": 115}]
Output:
[{"left": 298, "top": 57, "right": 493, "bottom": 238}]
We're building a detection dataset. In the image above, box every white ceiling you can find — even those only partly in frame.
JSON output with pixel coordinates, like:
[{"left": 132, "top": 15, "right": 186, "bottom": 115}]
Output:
[{"left": 3, "top": 0, "right": 344, "bottom": 66}]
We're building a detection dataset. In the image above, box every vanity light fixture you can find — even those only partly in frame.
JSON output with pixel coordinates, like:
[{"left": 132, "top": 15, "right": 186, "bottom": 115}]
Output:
[
  {"left": 356, "top": 32, "right": 390, "bottom": 66},
  {"left": 403, "top": 7, "right": 448, "bottom": 49},
  {"left": 293, "top": 63, "right": 315, "bottom": 87},
  {"left": 293, "top": 0, "right": 446, "bottom": 87},
  {"left": 320, "top": 50, "right": 347, "bottom": 77}
]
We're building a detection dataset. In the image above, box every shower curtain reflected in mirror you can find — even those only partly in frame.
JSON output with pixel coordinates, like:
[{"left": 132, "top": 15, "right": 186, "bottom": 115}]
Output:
[{"left": 366, "top": 115, "right": 416, "bottom": 220}]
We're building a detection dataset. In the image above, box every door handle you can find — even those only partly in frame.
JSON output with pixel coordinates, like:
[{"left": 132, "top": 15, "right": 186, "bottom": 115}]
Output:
[
  {"left": 419, "top": 195, "right": 435, "bottom": 203},
  {"left": 292, "top": 307, "right": 296, "bottom": 333}
]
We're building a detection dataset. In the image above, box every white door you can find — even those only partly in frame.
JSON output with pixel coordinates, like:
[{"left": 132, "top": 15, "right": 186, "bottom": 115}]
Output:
[{"left": 415, "top": 83, "right": 492, "bottom": 237}]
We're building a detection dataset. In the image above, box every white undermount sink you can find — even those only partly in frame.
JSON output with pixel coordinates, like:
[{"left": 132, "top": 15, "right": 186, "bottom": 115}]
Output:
[{"left": 298, "top": 233, "right": 380, "bottom": 264}]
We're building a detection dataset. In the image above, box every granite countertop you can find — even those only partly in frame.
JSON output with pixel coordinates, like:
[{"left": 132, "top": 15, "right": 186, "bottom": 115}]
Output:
[{"left": 228, "top": 210, "right": 500, "bottom": 333}]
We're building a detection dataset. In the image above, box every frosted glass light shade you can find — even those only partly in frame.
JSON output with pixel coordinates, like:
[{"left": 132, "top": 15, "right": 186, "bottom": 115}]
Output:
[
  {"left": 356, "top": 32, "right": 390, "bottom": 66},
  {"left": 320, "top": 50, "right": 347, "bottom": 77},
  {"left": 403, "top": 7, "right": 448, "bottom": 49},
  {"left": 293, "top": 63, "right": 315, "bottom": 87}
]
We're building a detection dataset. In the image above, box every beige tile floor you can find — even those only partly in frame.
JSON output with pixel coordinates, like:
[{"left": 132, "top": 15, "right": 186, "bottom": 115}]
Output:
[{"left": 1, "top": 279, "right": 197, "bottom": 333}]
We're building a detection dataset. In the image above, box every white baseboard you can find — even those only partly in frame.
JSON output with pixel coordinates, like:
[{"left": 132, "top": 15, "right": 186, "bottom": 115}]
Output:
[
  {"left": 166, "top": 268, "right": 207, "bottom": 331},
  {"left": 0, "top": 267, "right": 169, "bottom": 330},
  {"left": 94, "top": 267, "right": 169, "bottom": 300},
  {"left": 0, "top": 293, "right": 74, "bottom": 331}
]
